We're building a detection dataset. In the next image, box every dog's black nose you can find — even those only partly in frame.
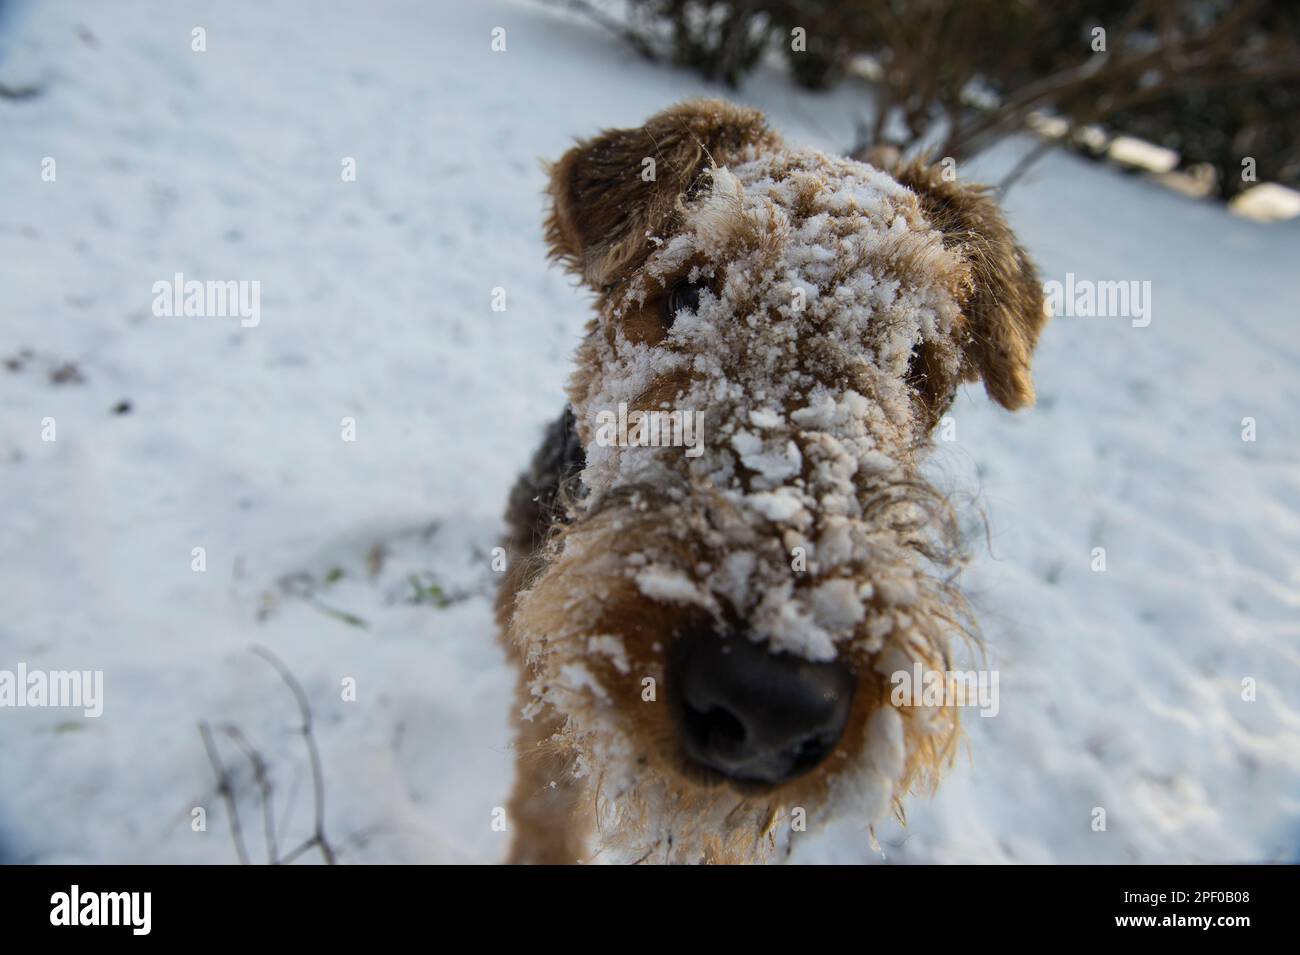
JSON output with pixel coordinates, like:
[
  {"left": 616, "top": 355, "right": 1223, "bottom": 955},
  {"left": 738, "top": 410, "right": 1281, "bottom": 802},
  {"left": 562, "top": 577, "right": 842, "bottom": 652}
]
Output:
[{"left": 670, "top": 631, "right": 854, "bottom": 785}]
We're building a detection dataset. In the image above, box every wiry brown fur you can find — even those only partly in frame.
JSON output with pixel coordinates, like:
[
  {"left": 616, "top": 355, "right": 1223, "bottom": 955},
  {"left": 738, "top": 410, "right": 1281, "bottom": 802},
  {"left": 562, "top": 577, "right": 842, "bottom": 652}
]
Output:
[
  {"left": 544, "top": 99, "right": 782, "bottom": 288},
  {"left": 498, "top": 101, "right": 1047, "bottom": 864},
  {"left": 882, "top": 157, "right": 1048, "bottom": 411}
]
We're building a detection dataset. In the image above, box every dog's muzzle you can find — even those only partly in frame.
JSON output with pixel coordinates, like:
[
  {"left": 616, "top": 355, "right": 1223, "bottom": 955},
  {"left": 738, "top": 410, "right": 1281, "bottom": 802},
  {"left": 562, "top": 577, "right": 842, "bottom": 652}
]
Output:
[{"left": 670, "top": 631, "right": 855, "bottom": 785}]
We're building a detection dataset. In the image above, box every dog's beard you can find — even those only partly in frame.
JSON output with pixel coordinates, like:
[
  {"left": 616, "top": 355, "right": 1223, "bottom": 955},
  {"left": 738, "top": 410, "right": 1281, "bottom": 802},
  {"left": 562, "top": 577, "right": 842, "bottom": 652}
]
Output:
[{"left": 510, "top": 476, "right": 972, "bottom": 863}]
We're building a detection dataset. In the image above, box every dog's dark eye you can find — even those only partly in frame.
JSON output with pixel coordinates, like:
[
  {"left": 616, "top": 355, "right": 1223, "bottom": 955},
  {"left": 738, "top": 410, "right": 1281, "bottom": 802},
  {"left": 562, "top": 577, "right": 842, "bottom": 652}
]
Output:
[
  {"left": 907, "top": 343, "right": 925, "bottom": 383},
  {"left": 664, "top": 280, "right": 709, "bottom": 325},
  {"left": 906, "top": 342, "right": 937, "bottom": 404}
]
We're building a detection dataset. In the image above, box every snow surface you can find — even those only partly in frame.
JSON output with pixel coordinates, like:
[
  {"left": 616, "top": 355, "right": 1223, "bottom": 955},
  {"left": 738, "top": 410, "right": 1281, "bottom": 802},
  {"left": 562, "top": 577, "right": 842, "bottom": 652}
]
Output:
[{"left": 1, "top": 0, "right": 1298, "bottom": 864}]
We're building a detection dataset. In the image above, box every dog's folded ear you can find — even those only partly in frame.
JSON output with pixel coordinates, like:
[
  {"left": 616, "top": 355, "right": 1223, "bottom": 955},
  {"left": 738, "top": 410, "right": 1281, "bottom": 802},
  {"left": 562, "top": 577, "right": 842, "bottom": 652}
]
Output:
[
  {"left": 544, "top": 99, "right": 780, "bottom": 289},
  {"left": 879, "top": 155, "right": 1049, "bottom": 411}
]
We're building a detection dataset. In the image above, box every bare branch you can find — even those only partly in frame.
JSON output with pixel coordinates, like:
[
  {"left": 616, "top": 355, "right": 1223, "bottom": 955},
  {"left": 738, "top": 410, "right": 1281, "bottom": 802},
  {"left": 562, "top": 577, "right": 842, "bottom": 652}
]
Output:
[
  {"left": 536, "top": 0, "right": 662, "bottom": 62},
  {"left": 198, "top": 721, "right": 252, "bottom": 865},
  {"left": 221, "top": 724, "right": 278, "bottom": 865},
  {"left": 251, "top": 646, "right": 338, "bottom": 865}
]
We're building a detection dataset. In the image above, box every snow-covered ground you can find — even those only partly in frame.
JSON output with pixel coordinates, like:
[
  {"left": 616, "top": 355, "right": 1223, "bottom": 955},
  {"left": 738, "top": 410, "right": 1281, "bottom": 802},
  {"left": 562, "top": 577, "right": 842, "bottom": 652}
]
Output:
[{"left": 2, "top": 0, "right": 1297, "bottom": 864}]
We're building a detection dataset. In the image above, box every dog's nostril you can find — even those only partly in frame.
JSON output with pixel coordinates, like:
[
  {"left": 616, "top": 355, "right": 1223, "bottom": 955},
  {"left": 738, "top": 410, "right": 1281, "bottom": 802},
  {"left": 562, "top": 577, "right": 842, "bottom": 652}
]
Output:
[
  {"left": 683, "top": 705, "right": 747, "bottom": 754},
  {"left": 671, "top": 631, "right": 854, "bottom": 786},
  {"left": 787, "top": 730, "right": 838, "bottom": 774}
]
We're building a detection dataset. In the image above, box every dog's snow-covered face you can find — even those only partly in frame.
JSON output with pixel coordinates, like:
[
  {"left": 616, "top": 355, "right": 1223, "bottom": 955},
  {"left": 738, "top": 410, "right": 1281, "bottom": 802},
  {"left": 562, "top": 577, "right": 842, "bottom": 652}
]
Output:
[{"left": 515, "top": 101, "right": 1046, "bottom": 863}]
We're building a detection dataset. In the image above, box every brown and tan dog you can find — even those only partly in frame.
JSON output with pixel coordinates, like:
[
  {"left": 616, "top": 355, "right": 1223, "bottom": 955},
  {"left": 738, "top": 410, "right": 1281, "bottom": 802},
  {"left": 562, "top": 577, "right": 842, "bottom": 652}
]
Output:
[{"left": 496, "top": 99, "right": 1047, "bottom": 864}]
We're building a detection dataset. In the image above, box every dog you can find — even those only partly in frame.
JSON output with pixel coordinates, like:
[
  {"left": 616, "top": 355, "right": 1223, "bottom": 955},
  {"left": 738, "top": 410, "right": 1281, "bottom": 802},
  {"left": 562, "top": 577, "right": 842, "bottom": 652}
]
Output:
[{"left": 496, "top": 99, "right": 1047, "bottom": 864}]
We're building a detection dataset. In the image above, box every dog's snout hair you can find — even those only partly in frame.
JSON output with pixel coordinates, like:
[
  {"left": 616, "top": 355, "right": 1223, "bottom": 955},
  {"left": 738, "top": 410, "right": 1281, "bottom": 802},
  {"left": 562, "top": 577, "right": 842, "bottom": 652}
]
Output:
[{"left": 496, "top": 99, "right": 1048, "bottom": 864}]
